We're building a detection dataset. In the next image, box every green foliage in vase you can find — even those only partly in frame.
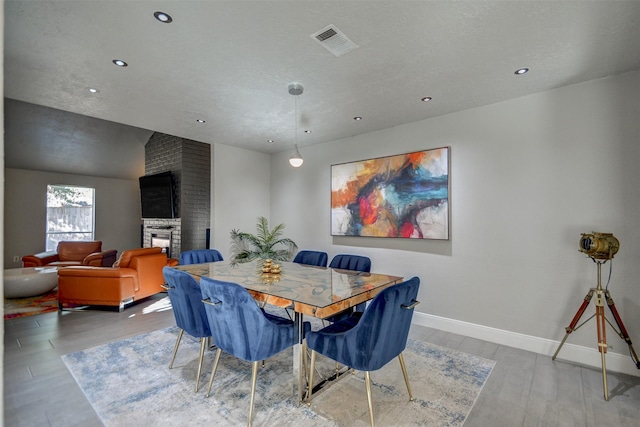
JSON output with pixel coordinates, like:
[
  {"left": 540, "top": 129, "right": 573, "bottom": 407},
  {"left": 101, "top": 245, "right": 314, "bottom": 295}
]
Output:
[{"left": 230, "top": 216, "right": 298, "bottom": 264}]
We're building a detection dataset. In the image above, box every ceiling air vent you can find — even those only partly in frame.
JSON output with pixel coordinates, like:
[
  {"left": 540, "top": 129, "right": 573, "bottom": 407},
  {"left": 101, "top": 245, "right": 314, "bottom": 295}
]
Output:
[{"left": 311, "top": 24, "right": 358, "bottom": 57}]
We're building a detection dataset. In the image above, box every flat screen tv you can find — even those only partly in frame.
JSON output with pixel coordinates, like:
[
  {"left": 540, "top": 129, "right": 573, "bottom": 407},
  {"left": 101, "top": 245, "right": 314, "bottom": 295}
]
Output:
[{"left": 139, "top": 171, "right": 176, "bottom": 219}]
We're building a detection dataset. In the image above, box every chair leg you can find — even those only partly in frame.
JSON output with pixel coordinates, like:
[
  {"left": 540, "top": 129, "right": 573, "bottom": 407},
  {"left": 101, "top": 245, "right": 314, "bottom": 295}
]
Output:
[
  {"left": 205, "top": 348, "right": 222, "bottom": 398},
  {"left": 364, "top": 371, "right": 375, "bottom": 427},
  {"left": 169, "top": 329, "right": 184, "bottom": 369},
  {"left": 397, "top": 352, "right": 414, "bottom": 401},
  {"left": 195, "top": 337, "right": 207, "bottom": 392},
  {"left": 302, "top": 339, "right": 309, "bottom": 391},
  {"left": 248, "top": 361, "right": 259, "bottom": 427},
  {"left": 306, "top": 350, "right": 317, "bottom": 404}
]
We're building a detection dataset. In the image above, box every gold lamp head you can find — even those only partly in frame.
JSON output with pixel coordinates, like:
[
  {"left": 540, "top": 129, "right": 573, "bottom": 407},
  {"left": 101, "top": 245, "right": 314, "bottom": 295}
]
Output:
[{"left": 579, "top": 232, "right": 619, "bottom": 260}]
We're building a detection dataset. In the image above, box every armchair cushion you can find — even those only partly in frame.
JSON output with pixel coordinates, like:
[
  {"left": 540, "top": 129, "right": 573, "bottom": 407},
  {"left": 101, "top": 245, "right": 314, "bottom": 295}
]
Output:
[
  {"left": 84, "top": 249, "right": 118, "bottom": 267},
  {"left": 57, "top": 241, "right": 102, "bottom": 262},
  {"left": 22, "top": 241, "right": 117, "bottom": 268},
  {"left": 21, "top": 251, "right": 59, "bottom": 267},
  {"left": 114, "top": 247, "right": 162, "bottom": 268}
]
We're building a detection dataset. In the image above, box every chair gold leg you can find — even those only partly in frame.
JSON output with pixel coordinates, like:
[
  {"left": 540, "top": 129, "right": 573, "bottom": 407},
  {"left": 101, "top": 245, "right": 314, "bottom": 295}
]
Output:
[
  {"left": 364, "top": 371, "right": 375, "bottom": 427},
  {"left": 248, "top": 361, "right": 259, "bottom": 427},
  {"left": 302, "top": 339, "right": 309, "bottom": 393},
  {"left": 169, "top": 329, "right": 184, "bottom": 369},
  {"left": 205, "top": 348, "right": 222, "bottom": 398},
  {"left": 397, "top": 353, "right": 414, "bottom": 401},
  {"left": 306, "top": 350, "right": 317, "bottom": 404},
  {"left": 195, "top": 337, "right": 207, "bottom": 392}
]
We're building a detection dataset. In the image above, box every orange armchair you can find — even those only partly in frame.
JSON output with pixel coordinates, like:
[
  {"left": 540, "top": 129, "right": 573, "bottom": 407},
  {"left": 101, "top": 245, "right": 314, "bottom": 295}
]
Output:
[
  {"left": 57, "top": 247, "right": 178, "bottom": 312},
  {"left": 22, "top": 241, "right": 117, "bottom": 268}
]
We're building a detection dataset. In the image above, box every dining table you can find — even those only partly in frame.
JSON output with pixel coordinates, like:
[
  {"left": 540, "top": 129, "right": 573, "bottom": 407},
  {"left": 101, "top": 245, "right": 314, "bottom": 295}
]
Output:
[{"left": 173, "top": 258, "right": 403, "bottom": 402}]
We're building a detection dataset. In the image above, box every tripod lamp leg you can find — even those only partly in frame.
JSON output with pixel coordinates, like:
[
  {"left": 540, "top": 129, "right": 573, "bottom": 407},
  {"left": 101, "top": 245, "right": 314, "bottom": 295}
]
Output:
[
  {"left": 552, "top": 333, "right": 571, "bottom": 361},
  {"left": 605, "top": 291, "right": 640, "bottom": 369},
  {"left": 552, "top": 292, "right": 593, "bottom": 361},
  {"left": 596, "top": 293, "right": 609, "bottom": 401},
  {"left": 600, "top": 350, "right": 609, "bottom": 401}
]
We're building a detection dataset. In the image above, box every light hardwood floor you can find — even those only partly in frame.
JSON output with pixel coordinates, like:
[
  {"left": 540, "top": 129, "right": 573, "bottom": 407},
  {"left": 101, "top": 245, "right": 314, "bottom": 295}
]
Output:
[{"left": 4, "top": 293, "right": 640, "bottom": 426}]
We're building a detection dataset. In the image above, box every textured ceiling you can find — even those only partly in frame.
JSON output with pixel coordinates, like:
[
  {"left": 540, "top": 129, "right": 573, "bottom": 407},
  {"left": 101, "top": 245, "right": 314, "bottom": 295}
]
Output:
[{"left": 4, "top": 1, "right": 640, "bottom": 156}]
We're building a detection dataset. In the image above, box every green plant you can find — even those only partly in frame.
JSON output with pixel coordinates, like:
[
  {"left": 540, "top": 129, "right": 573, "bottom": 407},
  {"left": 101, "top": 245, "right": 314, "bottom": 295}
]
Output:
[{"left": 229, "top": 216, "right": 298, "bottom": 264}]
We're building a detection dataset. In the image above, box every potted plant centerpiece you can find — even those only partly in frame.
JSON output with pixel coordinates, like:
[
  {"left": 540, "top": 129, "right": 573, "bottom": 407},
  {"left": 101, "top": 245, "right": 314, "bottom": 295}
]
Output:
[{"left": 229, "top": 216, "right": 298, "bottom": 265}]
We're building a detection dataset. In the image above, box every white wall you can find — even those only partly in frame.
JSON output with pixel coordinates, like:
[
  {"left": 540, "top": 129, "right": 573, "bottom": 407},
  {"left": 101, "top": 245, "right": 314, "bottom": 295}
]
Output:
[
  {"left": 4, "top": 169, "right": 142, "bottom": 266},
  {"left": 212, "top": 143, "right": 271, "bottom": 259},
  {"left": 271, "top": 71, "right": 640, "bottom": 370}
]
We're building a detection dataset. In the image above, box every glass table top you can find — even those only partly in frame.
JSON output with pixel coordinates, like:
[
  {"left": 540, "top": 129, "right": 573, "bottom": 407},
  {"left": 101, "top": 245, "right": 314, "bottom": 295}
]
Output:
[{"left": 173, "top": 259, "right": 403, "bottom": 319}]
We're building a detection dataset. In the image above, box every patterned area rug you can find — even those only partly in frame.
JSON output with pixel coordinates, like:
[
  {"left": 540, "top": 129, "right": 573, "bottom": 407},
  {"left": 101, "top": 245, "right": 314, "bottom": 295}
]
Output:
[
  {"left": 62, "top": 327, "right": 495, "bottom": 426},
  {"left": 4, "top": 289, "right": 59, "bottom": 319}
]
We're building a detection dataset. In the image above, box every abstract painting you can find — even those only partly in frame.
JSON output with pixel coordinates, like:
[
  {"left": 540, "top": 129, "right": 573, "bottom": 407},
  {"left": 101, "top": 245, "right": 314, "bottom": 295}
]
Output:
[{"left": 331, "top": 147, "right": 449, "bottom": 239}]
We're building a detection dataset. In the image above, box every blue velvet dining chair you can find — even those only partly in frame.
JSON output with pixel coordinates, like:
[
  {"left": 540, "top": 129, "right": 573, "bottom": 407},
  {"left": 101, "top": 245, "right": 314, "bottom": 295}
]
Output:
[
  {"left": 199, "top": 277, "right": 310, "bottom": 427},
  {"left": 293, "top": 250, "right": 328, "bottom": 267},
  {"left": 179, "top": 249, "right": 223, "bottom": 265},
  {"left": 329, "top": 253, "right": 371, "bottom": 273},
  {"left": 305, "top": 276, "right": 421, "bottom": 427},
  {"left": 326, "top": 254, "right": 372, "bottom": 322},
  {"left": 162, "top": 267, "right": 212, "bottom": 393}
]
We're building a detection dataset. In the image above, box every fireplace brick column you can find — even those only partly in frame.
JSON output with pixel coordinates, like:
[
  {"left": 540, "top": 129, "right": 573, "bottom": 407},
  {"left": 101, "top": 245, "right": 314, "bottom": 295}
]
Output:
[{"left": 143, "top": 132, "right": 210, "bottom": 260}]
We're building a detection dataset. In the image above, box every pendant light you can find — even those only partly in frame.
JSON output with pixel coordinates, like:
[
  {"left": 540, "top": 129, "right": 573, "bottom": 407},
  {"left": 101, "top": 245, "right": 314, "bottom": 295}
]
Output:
[{"left": 288, "top": 83, "right": 304, "bottom": 167}]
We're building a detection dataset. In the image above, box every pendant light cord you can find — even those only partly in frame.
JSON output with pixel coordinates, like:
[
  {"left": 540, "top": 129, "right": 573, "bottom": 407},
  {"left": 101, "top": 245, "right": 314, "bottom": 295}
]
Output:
[
  {"left": 287, "top": 82, "right": 304, "bottom": 167},
  {"left": 294, "top": 94, "right": 298, "bottom": 149}
]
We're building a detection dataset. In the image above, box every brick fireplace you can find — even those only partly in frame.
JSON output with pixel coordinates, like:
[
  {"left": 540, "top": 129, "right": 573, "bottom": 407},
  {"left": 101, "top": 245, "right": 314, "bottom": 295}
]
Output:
[{"left": 142, "top": 133, "right": 210, "bottom": 260}]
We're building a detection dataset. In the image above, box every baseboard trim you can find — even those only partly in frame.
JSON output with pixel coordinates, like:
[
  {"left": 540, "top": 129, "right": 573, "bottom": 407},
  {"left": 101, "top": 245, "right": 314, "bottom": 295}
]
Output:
[{"left": 413, "top": 312, "right": 640, "bottom": 378}]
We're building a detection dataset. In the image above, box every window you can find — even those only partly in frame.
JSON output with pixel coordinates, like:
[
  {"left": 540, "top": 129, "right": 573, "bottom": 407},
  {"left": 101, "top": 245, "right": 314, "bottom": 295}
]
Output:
[{"left": 46, "top": 185, "right": 95, "bottom": 251}]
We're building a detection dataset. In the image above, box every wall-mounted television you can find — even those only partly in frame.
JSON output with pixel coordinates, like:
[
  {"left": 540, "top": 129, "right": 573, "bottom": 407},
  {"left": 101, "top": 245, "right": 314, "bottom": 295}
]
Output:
[{"left": 139, "top": 171, "right": 176, "bottom": 219}]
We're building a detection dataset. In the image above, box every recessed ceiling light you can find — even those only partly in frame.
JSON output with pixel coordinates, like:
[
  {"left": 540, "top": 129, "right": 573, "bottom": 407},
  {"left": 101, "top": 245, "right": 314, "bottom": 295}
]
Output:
[
  {"left": 304, "top": 130, "right": 312, "bottom": 134},
  {"left": 421, "top": 97, "right": 432, "bottom": 102},
  {"left": 354, "top": 116, "right": 363, "bottom": 121},
  {"left": 88, "top": 88, "right": 99, "bottom": 94},
  {"left": 196, "top": 119, "right": 206, "bottom": 123},
  {"left": 267, "top": 139, "right": 274, "bottom": 144},
  {"left": 112, "top": 59, "right": 128, "bottom": 67},
  {"left": 515, "top": 68, "right": 529, "bottom": 75},
  {"left": 154, "top": 11, "right": 173, "bottom": 23}
]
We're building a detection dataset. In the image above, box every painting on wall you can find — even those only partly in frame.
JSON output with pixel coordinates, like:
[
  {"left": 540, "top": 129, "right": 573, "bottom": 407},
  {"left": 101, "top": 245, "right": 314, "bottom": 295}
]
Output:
[{"left": 331, "top": 147, "right": 449, "bottom": 239}]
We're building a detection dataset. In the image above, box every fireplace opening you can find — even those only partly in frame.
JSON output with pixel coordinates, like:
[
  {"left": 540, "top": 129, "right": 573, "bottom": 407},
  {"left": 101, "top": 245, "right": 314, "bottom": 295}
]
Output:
[{"left": 151, "top": 231, "right": 172, "bottom": 258}]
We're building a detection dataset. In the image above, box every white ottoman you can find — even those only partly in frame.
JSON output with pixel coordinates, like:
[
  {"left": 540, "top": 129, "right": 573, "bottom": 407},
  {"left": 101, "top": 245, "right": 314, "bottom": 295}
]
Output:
[{"left": 3, "top": 267, "right": 59, "bottom": 298}]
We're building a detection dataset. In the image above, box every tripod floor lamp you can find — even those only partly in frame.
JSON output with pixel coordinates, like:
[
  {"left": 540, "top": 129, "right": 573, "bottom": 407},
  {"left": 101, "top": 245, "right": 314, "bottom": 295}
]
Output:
[{"left": 552, "top": 232, "right": 640, "bottom": 401}]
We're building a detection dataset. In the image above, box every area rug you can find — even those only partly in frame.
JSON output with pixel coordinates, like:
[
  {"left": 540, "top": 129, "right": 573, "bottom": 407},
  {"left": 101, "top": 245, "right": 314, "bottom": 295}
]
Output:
[
  {"left": 62, "top": 327, "right": 495, "bottom": 426},
  {"left": 4, "top": 289, "right": 59, "bottom": 319}
]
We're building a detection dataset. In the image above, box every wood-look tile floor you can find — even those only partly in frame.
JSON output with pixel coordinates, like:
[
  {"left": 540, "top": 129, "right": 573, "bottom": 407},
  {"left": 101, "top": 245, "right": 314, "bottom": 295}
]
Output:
[{"left": 4, "top": 294, "right": 640, "bottom": 426}]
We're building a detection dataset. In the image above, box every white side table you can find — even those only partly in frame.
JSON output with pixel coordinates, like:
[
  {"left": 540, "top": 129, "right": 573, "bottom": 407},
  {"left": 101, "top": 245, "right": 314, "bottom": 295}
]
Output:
[{"left": 3, "top": 267, "right": 59, "bottom": 298}]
